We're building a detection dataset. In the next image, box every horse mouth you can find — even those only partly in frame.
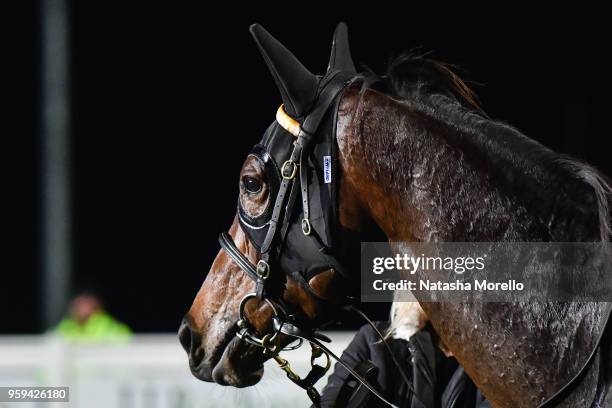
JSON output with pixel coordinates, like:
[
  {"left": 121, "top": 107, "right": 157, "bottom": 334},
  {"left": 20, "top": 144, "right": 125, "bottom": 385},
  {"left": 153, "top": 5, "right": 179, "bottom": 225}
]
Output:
[
  {"left": 212, "top": 335, "right": 266, "bottom": 387},
  {"left": 190, "top": 326, "right": 267, "bottom": 387}
]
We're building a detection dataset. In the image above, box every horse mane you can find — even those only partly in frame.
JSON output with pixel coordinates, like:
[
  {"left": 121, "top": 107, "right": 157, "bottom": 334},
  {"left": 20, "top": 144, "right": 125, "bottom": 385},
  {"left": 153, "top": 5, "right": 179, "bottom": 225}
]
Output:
[{"left": 356, "top": 53, "right": 612, "bottom": 242}]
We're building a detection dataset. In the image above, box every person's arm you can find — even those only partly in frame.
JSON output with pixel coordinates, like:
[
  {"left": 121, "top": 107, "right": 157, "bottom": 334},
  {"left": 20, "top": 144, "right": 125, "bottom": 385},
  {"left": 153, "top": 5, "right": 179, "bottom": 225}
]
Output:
[{"left": 318, "top": 324, "right": 376, "bottom": 408}]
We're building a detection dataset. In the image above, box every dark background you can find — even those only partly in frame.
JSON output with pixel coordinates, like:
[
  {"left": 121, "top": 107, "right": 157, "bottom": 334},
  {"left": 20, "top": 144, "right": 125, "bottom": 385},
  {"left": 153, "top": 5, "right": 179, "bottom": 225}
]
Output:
[{"left": 5, "top": 2, "right": 611, "bottom": 333}]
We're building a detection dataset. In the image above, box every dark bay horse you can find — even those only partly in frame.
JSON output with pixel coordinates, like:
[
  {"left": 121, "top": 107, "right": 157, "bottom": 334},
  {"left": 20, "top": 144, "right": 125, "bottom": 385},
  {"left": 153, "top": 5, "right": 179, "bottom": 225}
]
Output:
[{"left": 179, "top": 23, "right": 612, "bottom": 407}]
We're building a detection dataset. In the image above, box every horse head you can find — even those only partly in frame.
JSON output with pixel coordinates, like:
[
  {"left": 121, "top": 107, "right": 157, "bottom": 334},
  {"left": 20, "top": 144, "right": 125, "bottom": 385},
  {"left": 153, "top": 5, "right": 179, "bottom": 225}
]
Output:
[{"left": 178, "top": 23, "right": 365, "bottom": 388}]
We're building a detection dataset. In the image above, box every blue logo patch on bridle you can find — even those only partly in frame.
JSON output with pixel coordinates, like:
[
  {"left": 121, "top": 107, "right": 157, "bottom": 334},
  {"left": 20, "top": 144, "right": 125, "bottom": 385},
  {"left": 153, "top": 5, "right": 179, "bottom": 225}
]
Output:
[{"left": 323, "top": 156, "right": 332, "bottom": 183}]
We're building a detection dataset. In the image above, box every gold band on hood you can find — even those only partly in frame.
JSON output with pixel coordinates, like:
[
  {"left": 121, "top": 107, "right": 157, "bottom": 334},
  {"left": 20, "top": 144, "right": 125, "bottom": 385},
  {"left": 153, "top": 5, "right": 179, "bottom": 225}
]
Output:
[{"left": 275, "top": 104, "right": 301, "bottom": 137}]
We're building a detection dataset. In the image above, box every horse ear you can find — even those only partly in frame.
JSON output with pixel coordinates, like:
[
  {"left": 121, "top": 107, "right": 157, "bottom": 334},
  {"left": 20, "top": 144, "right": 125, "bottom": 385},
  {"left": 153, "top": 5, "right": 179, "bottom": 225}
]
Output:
[
  {"left": 249, "top": 24, "right": 318, "bottom": 119},
  {"left": 327, "top": 22, "right": 356, "bottom": 74}
]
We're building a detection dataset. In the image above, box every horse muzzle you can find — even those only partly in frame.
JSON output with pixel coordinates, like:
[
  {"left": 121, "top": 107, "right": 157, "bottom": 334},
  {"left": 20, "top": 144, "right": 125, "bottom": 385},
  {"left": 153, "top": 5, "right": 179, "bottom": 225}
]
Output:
[{"left": 178, "top": 317, "right": 265, "bottom": 387}]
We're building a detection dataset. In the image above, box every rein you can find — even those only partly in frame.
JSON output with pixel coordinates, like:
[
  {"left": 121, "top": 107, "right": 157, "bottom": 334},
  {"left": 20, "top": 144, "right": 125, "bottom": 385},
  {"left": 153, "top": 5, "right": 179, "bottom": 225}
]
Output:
[{"left": 537, "top": 302, "right": 612, "bottom": 408}]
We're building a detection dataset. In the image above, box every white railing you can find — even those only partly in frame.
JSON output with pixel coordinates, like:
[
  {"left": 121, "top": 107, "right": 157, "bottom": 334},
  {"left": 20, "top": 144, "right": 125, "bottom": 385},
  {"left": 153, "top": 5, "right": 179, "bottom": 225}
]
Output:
[{"left": 0, "top": 332, "right": 353, "bottom": 408}]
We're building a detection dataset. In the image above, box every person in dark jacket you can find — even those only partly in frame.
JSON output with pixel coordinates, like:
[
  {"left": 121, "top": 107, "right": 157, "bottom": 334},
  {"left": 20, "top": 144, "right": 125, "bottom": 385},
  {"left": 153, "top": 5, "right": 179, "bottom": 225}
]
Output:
[{"left": 319, "top": 302, "right": 489, "bottom": 408}]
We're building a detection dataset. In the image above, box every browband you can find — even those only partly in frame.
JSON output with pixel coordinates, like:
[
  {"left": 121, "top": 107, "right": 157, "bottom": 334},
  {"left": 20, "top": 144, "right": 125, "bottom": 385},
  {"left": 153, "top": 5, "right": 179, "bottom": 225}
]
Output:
[{"left": 276, "top": 104, "right": 302, "bottom": 137}]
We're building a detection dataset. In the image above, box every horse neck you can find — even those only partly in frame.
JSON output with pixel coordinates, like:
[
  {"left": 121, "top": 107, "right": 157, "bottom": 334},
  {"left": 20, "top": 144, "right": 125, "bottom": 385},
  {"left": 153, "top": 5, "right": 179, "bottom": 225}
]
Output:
[
  {"left": 335, "top": 86, "right": 606, "bottom": 406},
  {"left": 338, "top": 86, "right": 516, "bottom": 242},
  {"left": 336, "top": 86, "right": 603, "bottom": 243}
]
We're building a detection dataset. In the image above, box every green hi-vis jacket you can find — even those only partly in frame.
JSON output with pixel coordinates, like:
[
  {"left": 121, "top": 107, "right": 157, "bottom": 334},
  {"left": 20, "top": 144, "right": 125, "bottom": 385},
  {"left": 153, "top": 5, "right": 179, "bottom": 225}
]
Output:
[{"left": 55, "top": 311, "right": 132, "bottom": 343}]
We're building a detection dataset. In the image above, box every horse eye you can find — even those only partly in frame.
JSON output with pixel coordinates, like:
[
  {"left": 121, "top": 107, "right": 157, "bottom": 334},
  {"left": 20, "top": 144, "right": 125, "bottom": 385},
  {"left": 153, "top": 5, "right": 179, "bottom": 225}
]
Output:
[{"left": 242, "top": 176, "right": 262, "bottom": 194}]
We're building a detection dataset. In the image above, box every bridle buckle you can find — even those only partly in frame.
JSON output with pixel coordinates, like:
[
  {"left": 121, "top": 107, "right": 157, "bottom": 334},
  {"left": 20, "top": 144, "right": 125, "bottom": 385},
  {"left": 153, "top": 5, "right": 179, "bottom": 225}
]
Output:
[
  {"left": 281, "top": 160, "right": 298, "bottom": 180},
  {"left": 301, "top": 218, "right": 312, "bottom": 235},
  {"left": 256, "top": 259, "right": 270, "bottom": 280}
]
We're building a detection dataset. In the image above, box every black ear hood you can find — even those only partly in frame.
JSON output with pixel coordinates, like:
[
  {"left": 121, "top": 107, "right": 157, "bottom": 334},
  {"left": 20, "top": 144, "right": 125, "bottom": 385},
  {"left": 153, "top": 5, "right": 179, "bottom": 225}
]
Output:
[
  {"left": 327, "top": 22, "right": 356, "bottom": 74},
  {"left": 249, "top": 24, "right": 318, "bottom": 118},
  {"left": 249, "top": 22, "right": 356, "bottom": 119}
]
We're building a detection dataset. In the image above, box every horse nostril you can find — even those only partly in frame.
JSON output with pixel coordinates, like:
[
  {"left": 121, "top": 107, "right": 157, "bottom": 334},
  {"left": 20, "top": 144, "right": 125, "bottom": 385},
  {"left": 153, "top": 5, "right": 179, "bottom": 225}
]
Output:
[
  {"left": 178, "top": 318, "right": 205, "bottom": 367},
  {"left": 178, "top": 318, "right": 193, "bottom": 353}
]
